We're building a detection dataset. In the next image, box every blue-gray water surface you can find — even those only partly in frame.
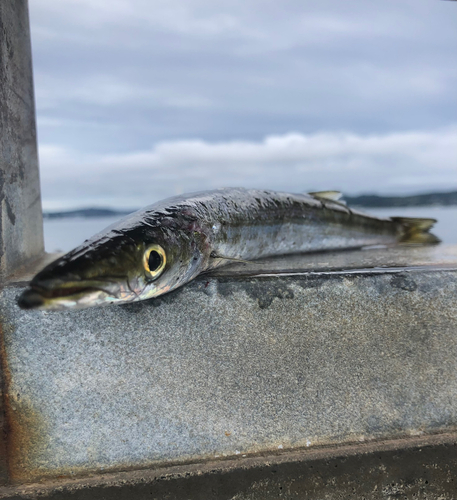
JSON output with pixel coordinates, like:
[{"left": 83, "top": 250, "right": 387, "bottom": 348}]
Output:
[{"left": 43, "top": 206, "right": 457, "bottom": 253}]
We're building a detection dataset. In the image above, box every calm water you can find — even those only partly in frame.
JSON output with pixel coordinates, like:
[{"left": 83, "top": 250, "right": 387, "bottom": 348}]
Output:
[{"left": 44, "top": 206, "right": 457, "bottom": 253}]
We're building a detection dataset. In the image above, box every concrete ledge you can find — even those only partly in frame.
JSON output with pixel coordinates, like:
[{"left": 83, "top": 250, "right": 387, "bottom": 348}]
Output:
[
  {"left": 0, "top": 245, "right": 456, "bottom": 488},
  {"left": 0, "top": 433, "right": 456, "bottom": 499}
]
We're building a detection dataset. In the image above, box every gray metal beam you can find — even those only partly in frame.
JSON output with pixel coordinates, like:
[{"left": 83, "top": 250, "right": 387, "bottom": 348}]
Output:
[{"left": 0, "top": 0, "right": 44, "bottom": 280}]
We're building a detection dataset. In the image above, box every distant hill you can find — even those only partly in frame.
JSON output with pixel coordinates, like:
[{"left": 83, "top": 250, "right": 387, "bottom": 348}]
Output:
[
  {"left": 43, "top": 190, "right": 457, "bottom": 219},
  {"left": 344, "top": 190, "right": 457, "bottom": 208}
]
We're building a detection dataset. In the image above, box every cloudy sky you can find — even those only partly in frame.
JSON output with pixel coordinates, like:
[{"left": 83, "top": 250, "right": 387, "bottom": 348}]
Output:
[{"left": 29, "top": 0, "right": 457, "bottom": 210}]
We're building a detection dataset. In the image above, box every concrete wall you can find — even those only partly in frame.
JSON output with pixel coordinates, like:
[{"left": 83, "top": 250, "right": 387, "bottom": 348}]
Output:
[
  {"left": 0, "top": 0, "right": 44, "bottom": 280},
  {"left": 0, "top": 246, "right": 456, "bottom": 497}
]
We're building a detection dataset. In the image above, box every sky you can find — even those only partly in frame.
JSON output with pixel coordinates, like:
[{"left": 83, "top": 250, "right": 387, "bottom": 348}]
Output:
[{"left": 29, "top": 0, "right": 457, "bottom": 210}]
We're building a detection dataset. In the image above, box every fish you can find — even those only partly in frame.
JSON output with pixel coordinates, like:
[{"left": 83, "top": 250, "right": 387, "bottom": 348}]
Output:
[{"left": 18, "top": 188, "right": 439, "bottom": 311}]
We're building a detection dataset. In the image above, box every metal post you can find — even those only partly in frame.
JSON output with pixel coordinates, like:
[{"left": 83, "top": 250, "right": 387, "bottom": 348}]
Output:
[{"left": 0, "top": 0, "right": 44, "bottom": 280}]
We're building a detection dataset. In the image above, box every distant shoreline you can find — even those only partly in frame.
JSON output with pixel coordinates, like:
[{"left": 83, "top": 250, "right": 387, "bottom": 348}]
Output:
[
  {"left": 345, "top": 190, "right": 457, "bottom": 209},
  {"left": 43, "top": 208, "right": 135, "bottom": 220},
  {"left": 43, "top": 190, "right": 457, "bottom": 219}
]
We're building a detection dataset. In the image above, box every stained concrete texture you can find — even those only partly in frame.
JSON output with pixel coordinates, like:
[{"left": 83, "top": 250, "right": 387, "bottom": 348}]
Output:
[
  {"left": 0, "top": 246, "right": 456, "bottom": 486},
  {"left": 0, "top": 0, "right": 44, "bottom": 280}
]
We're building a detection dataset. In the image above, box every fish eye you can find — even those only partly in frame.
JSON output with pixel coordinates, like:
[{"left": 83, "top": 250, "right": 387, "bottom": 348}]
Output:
[{"left": 143, "top": 244, "right": 166, "bottom": 280}]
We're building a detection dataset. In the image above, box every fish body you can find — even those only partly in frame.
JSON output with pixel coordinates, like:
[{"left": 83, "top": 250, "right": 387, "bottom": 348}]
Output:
[{"left": 18, "top": 188, "right": 439, "bottom": 310}]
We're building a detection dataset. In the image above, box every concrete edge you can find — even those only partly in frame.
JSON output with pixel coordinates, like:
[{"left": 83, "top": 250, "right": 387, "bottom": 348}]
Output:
[
  {"left": 2, "top": 253, "right": 457, "bottom": 290},
  {"left": 1, "top": 431, "right": 455, "bottom": 498}
]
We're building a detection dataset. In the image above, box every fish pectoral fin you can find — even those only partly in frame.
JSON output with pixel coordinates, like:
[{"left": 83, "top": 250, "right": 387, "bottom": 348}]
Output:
[
  {"left": 391, "top": 217, "right": 441, "bottom": 245},
  {"left": 309, "top": 190, "right": 344, "bottom": 202},
  {"left": 210, "top": 252, "right": 256, "bottom": 265}
]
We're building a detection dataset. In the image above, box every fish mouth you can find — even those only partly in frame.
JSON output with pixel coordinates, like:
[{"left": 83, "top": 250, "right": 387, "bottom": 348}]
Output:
[{"left": 18, "top": 284, "right": 114, "bottom": 310}]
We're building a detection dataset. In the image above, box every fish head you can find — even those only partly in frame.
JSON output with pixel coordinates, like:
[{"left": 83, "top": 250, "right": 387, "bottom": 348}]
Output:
[{"left": 18, "top": 223, "right": 209, "bottom": 311}]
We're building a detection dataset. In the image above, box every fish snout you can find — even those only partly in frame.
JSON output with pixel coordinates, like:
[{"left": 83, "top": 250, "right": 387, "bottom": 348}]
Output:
[{"left": 17, "top": 287, "right": 46, "bottom": 310}]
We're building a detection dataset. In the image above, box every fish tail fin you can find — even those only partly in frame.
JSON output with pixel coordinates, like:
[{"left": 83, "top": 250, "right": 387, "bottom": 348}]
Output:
[{"left": 392, "top": 217, "right": 441, "bottom": 245}]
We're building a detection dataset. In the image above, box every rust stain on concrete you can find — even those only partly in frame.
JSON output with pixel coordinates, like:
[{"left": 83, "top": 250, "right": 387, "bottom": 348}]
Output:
[{"left": 0, "top": 320, "right": 46, "bottom": 485}]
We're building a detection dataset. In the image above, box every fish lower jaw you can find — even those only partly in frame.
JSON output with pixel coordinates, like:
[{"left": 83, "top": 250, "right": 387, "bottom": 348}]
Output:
[{"left": 18, "top": 287, "right": 120, "bottom": 311}]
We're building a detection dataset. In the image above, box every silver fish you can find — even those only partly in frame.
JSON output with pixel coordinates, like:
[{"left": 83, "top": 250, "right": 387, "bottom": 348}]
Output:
[{"left": 18, "top": 188, "right": 439, "bottom": 310}]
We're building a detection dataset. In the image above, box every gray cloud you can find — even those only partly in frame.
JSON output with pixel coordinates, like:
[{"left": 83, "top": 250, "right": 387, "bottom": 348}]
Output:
[
  {"left": 29, "top": 0, "right": 457, "bottom": 207},
  {"left": 39, "top": 127, "right": 457, "bottom": 209}
]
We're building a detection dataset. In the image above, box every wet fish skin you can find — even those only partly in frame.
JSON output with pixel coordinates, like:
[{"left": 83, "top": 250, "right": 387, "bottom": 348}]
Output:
[{"left": 17, "top": 188, "right": 438, "bottom": 310}]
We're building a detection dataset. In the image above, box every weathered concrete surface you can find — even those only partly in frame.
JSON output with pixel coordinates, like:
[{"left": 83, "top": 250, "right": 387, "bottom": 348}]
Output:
[
  {"left": 0, "top": 0, "right": 44, "bottom": 280},
  {"left": 0, "top": 246, "right": 456, "bottom": 487},
  {"left": 1, "top": 435, "right": 456, "bottom": 499}
]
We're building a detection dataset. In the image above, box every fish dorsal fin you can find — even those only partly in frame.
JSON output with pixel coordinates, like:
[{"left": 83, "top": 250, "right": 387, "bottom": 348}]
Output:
[
  {"left": 309, "top": 191, "right": 347, "bottom": 208},
  {"left": 309, "top": 191, "right": 344, "bottom": 202}
]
